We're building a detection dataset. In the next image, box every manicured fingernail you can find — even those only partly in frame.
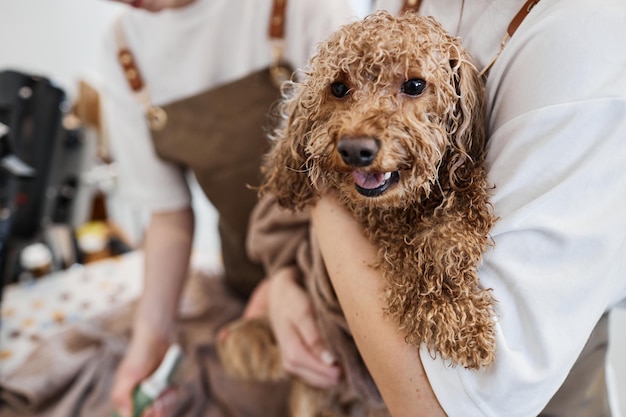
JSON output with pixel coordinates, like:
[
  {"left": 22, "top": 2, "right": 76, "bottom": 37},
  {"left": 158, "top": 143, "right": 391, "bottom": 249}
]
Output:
[{"left": 321, "top": 350, "right": 336, "bottom": 365}]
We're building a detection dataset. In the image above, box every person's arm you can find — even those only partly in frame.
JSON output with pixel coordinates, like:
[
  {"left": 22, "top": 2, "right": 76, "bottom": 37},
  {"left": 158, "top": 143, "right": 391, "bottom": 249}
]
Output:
[
  {"left": 311, "top": 194, "right": 446, "bottom": 417},
  {"left": 111, "top": 207, "right": 194, "bottom": 417},
  {"left": 139, "top": 207, "right": 194, "bottom": 333}
]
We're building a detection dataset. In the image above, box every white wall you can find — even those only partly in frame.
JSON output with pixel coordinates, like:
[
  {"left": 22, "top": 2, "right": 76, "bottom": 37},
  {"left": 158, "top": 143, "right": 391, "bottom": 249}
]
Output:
[{"left": 0, "top": 0, "right": 123, "bottom": 99}]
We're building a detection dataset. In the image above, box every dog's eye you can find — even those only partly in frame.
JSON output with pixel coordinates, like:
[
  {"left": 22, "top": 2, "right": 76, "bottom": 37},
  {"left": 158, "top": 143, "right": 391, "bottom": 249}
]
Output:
[
  {"left": 330, "top": 82, "right": 350, "bottom": 98},
  {"left": 401, "top": 79, "right": 427, "bottom": 96}
]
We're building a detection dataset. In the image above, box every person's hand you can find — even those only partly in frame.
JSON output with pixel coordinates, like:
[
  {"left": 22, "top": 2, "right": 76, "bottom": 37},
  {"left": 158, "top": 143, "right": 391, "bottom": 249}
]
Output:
[
  {"left": 108, "top": 0, "right": 197, "bottom": 12},
  {"left": 267, "top": 266, "right": 341, "bottom": 388},
  {"left": 217, "top": 279, "right": 270, "bottom": 343},
  {"left": 111, "top": 319, "right": 176, "bottom": 417},
  {"left": 242, "top": 278, "right": 270, "bottom": 319},
  {"left": 141, "top": 388, "right": 179, "bottom": 417}
]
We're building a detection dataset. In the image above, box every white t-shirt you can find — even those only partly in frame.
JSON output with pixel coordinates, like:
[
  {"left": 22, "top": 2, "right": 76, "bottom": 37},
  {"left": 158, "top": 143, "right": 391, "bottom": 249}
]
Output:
[
  {"left": 98, "top": 0, "right": 360, "bottom": 212},
  {"left": 375, "top": 0, "right": 626, "bottom": 415}
]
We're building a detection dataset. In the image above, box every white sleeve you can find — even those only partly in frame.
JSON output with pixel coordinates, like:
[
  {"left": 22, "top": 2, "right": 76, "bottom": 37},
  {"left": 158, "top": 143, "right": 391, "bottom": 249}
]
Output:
[
  {"left": 421, "top": 1, "right": 626, "bottom": 416},
  {"left": 423, "top": 99, "right": 626, "bottom": 416},
  {"left": 98, "top": 20, "right": 191, "bottom": 213}
]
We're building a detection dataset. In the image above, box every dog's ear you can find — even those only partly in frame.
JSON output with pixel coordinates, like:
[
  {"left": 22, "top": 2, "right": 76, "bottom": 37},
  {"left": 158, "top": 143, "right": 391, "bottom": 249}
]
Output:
[
  {"left": 260, "top": 82, "right": 317, "bottom": 210},
  {"left": 444, "top": 49, "right": 487, "bottom": 188}
]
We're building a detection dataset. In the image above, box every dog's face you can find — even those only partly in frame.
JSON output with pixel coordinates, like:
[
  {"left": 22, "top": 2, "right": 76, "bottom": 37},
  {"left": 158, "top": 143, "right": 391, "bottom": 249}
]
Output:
[{"left": 263, "top": 11, "right": 486, "bottom": 210}]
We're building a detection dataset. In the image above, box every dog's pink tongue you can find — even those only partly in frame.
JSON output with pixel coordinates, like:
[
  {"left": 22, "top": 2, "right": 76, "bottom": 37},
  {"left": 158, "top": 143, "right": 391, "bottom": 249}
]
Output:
[{"left": 353, "top": 170, "right": 385, "bottom": 190}]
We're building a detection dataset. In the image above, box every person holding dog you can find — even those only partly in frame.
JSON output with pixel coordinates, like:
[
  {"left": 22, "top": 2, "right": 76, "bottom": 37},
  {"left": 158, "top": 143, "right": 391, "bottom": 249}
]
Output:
[
  {"left": 267, "top": 0, "right": 626, "bottom": 416},
  {"left": 99, "top": 0, "right": 361, "bottom": 416}
]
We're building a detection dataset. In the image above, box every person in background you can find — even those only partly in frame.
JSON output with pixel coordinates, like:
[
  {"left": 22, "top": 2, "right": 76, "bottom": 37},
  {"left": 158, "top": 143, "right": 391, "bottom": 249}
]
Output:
[
  {"left": 266, "top": 0, "right": 626, "bottom": 416},
  {"left": 111, "top": 0, "right": 195, "bottom": 12},
  {"left": 98, "top": 0, "right": 362, "bottom": 416}
]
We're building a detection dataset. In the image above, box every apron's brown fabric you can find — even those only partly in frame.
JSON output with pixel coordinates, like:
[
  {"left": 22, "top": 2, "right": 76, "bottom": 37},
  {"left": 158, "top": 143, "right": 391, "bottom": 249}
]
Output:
[{"left": 151, "top": 67, "right": 285, "bottom": 299}]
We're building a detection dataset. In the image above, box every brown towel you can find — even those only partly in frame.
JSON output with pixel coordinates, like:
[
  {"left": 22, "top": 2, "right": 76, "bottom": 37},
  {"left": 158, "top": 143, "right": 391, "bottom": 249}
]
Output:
[
  {"left": 247, "top": 195, "right": 387, "bottom": 415},
  {"left": 0, "top": 303, "right": 132, "bottom": 417},
  {"left": 0, "top": 270, "right": 290, "bottom": 417}
]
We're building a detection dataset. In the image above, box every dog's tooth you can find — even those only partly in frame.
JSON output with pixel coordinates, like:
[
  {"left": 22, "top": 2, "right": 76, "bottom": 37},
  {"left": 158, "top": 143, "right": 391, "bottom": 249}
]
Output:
[{"left": 384, "top": 172, "right": 392, "bottom": 180}]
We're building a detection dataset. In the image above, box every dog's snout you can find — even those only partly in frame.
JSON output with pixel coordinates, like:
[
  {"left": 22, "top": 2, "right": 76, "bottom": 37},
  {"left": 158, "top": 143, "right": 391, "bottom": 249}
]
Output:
[{"left": 337, "top": 137, "right": 380, "bottom": 167}]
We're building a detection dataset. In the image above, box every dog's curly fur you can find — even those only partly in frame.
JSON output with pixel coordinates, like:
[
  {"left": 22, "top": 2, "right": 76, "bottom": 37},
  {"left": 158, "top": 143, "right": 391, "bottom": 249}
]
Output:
[{"left": 219, "top": 10, "right": 497, "bottom": 415}]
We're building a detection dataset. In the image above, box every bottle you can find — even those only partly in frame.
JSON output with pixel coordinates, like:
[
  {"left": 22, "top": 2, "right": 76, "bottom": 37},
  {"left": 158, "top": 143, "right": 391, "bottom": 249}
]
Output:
[
  {"left": 113, "top": 344, "right": 183, "bottom": 417},
  {"left": 19, "top": 242, "right": 53, "bottom": 280},
  {"left": 76, "top": 221, "right": 110, "bottom": 263}
]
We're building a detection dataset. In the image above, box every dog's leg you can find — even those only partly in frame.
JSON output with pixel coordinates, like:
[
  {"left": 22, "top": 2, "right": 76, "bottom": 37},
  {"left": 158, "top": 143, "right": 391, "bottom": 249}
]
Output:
[
  {"left": 217, "top": 317, "right": 287, "bottom": 381},
  {"left": 373, "top": 195, "right": 497, "bottom": 369},
  {"left": 289, "top": 379, "right": 339, "bottom": 417}
]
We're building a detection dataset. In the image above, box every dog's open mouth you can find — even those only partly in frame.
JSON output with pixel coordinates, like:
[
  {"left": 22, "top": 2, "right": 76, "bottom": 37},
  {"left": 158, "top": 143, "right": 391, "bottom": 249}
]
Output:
[{"left": 353, "top": 170, "right": 400, "bottom": 197}]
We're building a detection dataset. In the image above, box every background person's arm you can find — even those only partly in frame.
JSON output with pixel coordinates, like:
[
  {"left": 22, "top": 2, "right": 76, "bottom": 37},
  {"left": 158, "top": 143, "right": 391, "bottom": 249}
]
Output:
[{"left": 112, "top": 207, "right": 194, "bottom": 417}]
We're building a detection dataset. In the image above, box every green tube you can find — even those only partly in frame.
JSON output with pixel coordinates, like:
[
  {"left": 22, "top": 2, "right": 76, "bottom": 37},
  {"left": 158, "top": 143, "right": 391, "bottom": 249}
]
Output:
[{"left": 112, "top": 344, "right": 183, "bottom": 417}]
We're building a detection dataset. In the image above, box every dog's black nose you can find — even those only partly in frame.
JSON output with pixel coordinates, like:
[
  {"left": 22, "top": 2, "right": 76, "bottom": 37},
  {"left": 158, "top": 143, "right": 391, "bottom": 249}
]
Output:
[{"left": 337, "top": 136, "right": 380, "bottom": 167}]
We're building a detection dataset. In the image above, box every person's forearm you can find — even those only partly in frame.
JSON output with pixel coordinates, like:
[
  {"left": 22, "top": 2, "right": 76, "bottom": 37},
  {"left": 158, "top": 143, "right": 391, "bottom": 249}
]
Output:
[
  {"left": 311, "top": 195, "right": 446, "bottom": 417},
  {"left": 137, "top": 207, "right": 195, "bottom": 335}
]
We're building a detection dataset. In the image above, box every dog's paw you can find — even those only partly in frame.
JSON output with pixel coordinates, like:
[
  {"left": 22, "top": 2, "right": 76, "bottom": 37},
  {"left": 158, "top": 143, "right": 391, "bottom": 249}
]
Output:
[
  {"left": 433, "top": 305, "right": 497, "bottom": 369},
  {"left": 216, "top": 317, "right": 286, "bottom": 381}
]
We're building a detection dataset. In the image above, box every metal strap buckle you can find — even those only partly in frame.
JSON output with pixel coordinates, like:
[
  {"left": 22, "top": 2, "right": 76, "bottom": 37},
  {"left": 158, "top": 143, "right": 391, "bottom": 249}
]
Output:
[{"left": 146, "top": 106, "right": 167, "bottom": 131}]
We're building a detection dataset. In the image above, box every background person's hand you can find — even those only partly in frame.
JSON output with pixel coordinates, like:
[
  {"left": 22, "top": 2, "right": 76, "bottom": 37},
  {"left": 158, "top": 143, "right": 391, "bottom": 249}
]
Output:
[
  {"left": 242, "top": 278, "right": 270, "bottom": 319},
  {"left": 108, "top": 0, "right": 197, "bottom": 12},
  {"left": 111, "top": 319, "right": 173, "bottom": 417},
  {"left": 268, "top": 266, "right": 342, "bottom": 388},
  {"left": 141, "top": 388, "right": 179, "bottom": 417}
]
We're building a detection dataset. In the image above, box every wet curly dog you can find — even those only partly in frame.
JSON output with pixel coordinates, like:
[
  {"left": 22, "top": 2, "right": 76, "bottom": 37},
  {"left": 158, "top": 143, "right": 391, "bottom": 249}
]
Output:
[{"left": 219, "top": 10, "right": 497, "bottom": 416}]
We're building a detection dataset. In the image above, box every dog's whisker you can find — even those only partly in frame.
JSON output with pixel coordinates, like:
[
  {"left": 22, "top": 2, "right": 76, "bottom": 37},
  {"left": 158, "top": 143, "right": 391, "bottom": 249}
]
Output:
[
  {"left": 285, "top": 165, "right": 310, "bottom": 174},
  {"left": 435, "top": 177, "right": 446, "bottom": 200}
]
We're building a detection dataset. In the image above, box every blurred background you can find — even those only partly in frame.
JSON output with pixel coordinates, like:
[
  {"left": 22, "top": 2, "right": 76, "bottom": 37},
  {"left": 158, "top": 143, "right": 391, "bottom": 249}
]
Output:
[{"left": 0, "top": 0, "right": 623, "bottom": 416}]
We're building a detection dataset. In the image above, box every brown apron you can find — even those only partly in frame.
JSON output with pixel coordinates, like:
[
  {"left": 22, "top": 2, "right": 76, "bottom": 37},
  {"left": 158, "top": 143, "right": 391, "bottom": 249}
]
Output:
[
  {"left": 150, "top": 68, "right": 282, "bottom": 299},
  {"left": 115, "top": 0, "right": 292, "bottom": 299}
]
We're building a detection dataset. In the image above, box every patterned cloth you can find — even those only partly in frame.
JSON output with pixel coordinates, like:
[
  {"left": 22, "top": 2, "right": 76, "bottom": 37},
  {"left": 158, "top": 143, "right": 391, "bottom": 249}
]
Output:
[
  {"left": 0, "top": 251, "right": 144, "bottom": 379},
  {"left": 0, "top": 252, "right": 290, "bottom": 417}
]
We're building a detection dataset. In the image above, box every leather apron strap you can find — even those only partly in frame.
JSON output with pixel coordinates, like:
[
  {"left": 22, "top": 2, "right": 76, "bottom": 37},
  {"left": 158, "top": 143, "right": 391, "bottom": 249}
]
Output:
[
  {"left": 479, "top": 0, "right": 541, "bottom": 77},
  {"left": 115, "top": 0, "right": 289, "bottom": 131},
  {"left": 398, "top": 0, "right": 542, "bottom": 78}
]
